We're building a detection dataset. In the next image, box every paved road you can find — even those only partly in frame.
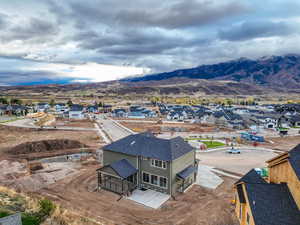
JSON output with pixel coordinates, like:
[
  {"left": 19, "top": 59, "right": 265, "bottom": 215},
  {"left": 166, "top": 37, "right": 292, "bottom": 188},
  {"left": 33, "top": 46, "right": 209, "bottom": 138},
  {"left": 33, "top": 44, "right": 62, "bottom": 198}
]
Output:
[
  {"left": 97, "top": 116, "right": 133, "bottom": 141},
  {"left": 3, "top": 118, "right": 97, "bottom": 131}
]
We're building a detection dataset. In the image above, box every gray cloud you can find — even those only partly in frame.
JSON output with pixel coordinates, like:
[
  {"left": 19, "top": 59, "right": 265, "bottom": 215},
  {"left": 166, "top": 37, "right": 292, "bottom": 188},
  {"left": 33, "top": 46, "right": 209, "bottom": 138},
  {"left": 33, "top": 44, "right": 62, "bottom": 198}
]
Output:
[
  {"left": 218, "top": 21, "right": 297, "bottom": 41},
  {"left": 0, "top": 16, "right": 60, "bottom": 44},
  {"left": 48, "top": 0, "right": 248, "bottom": 29}
]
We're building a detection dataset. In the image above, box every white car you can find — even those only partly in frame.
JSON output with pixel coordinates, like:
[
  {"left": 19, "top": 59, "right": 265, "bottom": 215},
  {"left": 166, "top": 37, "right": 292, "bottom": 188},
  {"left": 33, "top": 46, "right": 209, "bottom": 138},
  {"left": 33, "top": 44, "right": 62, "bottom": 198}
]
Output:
[{"left": 226, "top": 148, "right": 241, "bottom": 154}]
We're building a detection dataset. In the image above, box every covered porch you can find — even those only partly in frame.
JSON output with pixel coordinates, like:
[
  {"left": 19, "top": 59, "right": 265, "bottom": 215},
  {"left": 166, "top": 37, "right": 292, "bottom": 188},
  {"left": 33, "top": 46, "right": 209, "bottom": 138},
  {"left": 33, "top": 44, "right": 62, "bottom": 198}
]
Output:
[
  {"left": 97, "top": 159, "right": 138, "bottom": 195},
  {"left": 176, "top": 165, "right": 198, "bottom": 193}
]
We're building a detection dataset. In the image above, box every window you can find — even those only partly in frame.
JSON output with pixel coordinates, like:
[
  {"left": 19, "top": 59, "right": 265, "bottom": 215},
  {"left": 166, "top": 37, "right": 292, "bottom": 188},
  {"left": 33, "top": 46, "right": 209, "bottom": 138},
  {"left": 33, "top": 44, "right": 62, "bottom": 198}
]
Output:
[
  {"left": 159, "top": 177, "right": 167, "bottom": 188},
  {"left": 151, "top": 159, "right": 167, "bottom": 169},
  {"left": 151, "top": 175, "right": 158, "bottom": 185},
  {"left": 143, "top": 172, "right": 150, "bottom": 183}
]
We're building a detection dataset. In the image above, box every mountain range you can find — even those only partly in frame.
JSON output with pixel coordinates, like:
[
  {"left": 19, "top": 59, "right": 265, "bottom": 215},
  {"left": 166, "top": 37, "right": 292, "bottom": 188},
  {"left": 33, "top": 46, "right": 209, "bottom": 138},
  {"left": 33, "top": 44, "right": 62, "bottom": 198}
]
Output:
[
  {"left": 125, "top": 54, "right": 300, "bottom": 89},
  {"left": 1, "top": 54, "right": 300, "bottom": 97}
]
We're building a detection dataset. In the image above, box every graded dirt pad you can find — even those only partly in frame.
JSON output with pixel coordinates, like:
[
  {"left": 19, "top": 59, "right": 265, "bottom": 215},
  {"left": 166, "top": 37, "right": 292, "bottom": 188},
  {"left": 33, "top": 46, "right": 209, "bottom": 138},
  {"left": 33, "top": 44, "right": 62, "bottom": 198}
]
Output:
[
  {"left": 7, "top": 139, "right": 88, "bottom": 155},
  {"left": 0, "top": 159, "right": 81, "bottom": 192},
  {"left": 53, "top": 118, "right": 95, "bottom": 128},
  {"left": 263, "top": 136, "right": 300, "bottom": 151},
  {"left": 39, "top": 164, "right": 238, "bottom": 225},
  {"left": 0, "top": 125, "right": 102, "bottom": 158},
  {"left": 120, "top": 121, "right": 224, "bottom": 133}
]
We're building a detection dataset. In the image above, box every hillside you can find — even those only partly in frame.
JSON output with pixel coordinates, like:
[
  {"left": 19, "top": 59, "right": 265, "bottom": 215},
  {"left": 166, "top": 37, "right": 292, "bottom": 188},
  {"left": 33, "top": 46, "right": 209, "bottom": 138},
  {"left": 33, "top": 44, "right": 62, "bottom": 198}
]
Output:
[
  {"left": 1, "top": 55, "right": 300, "bottom": 97},
  {"left": 125, "top": 55, "right": 300, "bottom": 89}
]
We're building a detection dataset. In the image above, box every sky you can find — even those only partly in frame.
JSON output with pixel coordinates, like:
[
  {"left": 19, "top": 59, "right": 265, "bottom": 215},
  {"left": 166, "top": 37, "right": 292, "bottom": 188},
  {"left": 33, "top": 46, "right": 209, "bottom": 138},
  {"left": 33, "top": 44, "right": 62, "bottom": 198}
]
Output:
[{"left": 1, "top": 0, "right": 300, "bottom": 86}]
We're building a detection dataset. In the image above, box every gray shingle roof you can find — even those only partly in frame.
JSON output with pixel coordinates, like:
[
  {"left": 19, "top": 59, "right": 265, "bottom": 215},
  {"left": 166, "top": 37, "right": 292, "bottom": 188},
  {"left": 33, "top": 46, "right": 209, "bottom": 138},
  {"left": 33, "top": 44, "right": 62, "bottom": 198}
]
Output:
[
  {"left": 177, "top": 165, "right": 197, "bottom": 179},
  {"left": 0, "top": 213, "right": 22, "bottom": 225},
  {"left": 103, "top": 132, "right": 194, "bottom": 161},
  {"left": 110, "top": 159, "right": 137, "bottom": 179},
  {"left": 235, "top": 169, "right": 266, "bottom": 185},
  {"left": 288, "top": 144, "right": 300, "bottom": 180},
  {"left": 245, "top": 183, "right": 300, "bottom": 225}
]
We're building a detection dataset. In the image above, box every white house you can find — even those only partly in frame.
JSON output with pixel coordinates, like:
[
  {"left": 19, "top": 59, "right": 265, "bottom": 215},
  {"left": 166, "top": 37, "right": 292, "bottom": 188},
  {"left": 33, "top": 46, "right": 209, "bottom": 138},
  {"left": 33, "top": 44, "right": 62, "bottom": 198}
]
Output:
[{"left": 69, "top": 105, "right": 84, "bottom": 119}]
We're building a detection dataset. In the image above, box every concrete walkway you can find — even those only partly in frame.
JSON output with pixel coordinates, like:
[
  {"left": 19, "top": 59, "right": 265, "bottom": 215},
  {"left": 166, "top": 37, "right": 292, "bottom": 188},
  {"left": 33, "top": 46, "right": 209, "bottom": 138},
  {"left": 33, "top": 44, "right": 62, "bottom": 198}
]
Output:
[{"left": 195, "top": 165, "right": 224, "bottom": 189}]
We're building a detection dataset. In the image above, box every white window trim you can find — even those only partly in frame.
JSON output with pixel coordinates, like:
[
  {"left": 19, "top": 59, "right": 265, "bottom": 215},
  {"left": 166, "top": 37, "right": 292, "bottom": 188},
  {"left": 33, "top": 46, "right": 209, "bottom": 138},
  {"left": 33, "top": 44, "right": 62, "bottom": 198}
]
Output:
[
  {"left": 150, "top": 159, "right": 167, "bottom": 169},
  {"left": 142, "top": 171, "right": 168, "bottom": 189}
]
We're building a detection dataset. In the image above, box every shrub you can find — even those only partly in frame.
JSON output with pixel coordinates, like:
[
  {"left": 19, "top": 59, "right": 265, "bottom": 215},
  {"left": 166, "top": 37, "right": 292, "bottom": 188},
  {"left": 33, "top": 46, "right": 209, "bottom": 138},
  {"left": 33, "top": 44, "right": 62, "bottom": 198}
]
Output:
[{"left": 21, "top": 212, "right": 41, "bottom": 225}]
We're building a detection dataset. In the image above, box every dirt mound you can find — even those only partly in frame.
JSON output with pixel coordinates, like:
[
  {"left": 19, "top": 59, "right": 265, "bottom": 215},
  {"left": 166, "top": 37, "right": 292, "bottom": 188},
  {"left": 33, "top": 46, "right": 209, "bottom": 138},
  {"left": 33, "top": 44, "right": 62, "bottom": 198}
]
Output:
[{"left": 7, "top": 139, "right": 88, "bottom": 155}]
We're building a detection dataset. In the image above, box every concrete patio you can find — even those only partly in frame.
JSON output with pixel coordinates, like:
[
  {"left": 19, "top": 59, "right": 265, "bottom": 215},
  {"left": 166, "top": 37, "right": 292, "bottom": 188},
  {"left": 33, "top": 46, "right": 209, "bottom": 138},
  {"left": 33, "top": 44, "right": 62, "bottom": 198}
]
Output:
[{"left": 127, "top": 189, "right": 170, "bottom": 209}]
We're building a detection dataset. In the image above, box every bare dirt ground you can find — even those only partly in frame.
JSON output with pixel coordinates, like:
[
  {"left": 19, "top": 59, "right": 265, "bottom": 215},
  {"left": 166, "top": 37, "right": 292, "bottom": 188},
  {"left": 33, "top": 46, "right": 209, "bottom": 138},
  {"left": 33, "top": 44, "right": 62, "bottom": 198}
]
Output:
[
  {"left": 263, "top": 136, "right": 300, "bottom": 151},
  {"left": 0, "top": 125, "right": 102, "bottom": 153},
  {"left": 53, "top": 118, "right": 95, "bottom": 128},
  {"left": 197, "top": 149, "right": 278, "bottom": 175},
  {"left": 39, "top": 164, "right": 238, "bottom": 225},
  {"left": 120, "top": 121, "right": 230, "bottom": 133}
]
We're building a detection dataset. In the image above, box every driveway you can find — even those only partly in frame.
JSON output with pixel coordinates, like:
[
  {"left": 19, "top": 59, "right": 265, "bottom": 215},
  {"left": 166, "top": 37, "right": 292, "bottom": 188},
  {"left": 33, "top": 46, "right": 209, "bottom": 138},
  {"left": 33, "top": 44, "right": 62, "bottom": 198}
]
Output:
[
  {"left": 197, "top": 148, "right": 277, "bottom": 175},
  {"left": 97, "top": 116, "right": 133, "bottom": 141}
]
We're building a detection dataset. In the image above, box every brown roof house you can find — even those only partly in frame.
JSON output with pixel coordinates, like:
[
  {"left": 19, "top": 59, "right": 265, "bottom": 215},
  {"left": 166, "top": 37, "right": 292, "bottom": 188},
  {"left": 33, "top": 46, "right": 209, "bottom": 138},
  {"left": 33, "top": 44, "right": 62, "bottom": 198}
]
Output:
[{"left": 234, "top": 144, "right": 300, "bottom": 225}]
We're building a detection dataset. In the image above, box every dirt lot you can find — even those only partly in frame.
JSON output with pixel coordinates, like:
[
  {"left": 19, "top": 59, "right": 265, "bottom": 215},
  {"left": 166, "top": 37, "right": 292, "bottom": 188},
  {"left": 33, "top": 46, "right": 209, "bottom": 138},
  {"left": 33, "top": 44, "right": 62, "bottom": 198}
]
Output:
[
  {"left": 0, "top": 125, "right": 101, "bottom": 150},
  {"left": 263, "top": 136, "right": 300, "bottom": 151},
  {"left": 197, "top": 149, "right": 278, "bottom": 175},
  {"left": 39, "top": 164, "right": 238, "bottom": 225},
  {"left": 120, "top": 121, "right": 230, "bottom": 133},
  {"left": 53, "top": 118, "right": 95, "bottom": 128}
]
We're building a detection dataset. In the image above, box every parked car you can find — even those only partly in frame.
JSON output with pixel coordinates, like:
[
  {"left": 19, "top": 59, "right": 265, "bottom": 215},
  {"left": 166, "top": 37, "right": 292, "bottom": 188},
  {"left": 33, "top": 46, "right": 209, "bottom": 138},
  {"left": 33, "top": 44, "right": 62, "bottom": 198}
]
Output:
[{"left": 226, "top": 148, "right": 241, "bottom": 154}]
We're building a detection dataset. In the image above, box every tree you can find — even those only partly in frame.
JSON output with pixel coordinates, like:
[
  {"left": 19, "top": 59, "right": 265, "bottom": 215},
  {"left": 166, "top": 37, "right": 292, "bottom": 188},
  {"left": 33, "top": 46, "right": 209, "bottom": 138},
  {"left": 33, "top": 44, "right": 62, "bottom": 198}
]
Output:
[
  {"left": 50, "top": 99, "right": 55, "bottom": 107},
  {"left": 0, "top": 97, "right": 8, "bottom": 104},
  {"left": 10, "top": 98, "right": 22, "bottom": 105},
  {"left": 67, "top": 100, "right": 73, "bottom": 107}
]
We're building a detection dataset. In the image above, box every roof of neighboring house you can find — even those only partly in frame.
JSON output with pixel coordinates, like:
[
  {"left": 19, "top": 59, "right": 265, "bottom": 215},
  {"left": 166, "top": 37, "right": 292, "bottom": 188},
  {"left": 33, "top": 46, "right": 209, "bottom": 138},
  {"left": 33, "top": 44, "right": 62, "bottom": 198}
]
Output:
[
  {"left": 290, "top": 115, "right": 300, "bottom": 123},
  {"left": 0, "top": 213, "right": 22, "bottom": 225},
  {"left": 235, "top": 169, "right": 267, "bottom": 185},
  {"left": 245, "top": 183, "right": 300, "bottom": 225},
  {"left": 103, "top": 132, "right": 194, "bottom": 161},
  {"left": 288, "top": 144, "right": 300, "bottom": 180},
  {"left": 70, "top": 104, "right": 83, "bottom": 111},
  {"left": 109, "top": 159, "right": 137, "bottom": 179},
  {"left": 177, "top": 165, "right": 197, "bottom": 179}
]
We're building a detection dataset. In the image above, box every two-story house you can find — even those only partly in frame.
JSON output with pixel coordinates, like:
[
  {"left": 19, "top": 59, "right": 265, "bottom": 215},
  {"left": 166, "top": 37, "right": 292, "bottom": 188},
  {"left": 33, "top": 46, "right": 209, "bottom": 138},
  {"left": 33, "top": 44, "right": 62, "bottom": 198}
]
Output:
[
  {"left": 97, "top": 132, "right": 198, "bottom": 197},
  {"left": 234, "top": 144, "right": 300, "bottom": 225}
]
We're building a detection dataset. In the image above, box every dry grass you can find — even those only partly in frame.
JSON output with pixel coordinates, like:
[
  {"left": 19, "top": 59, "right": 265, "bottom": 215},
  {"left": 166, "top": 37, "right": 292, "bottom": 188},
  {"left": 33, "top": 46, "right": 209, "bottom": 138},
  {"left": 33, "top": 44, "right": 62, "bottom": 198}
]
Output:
[{"left": 0, "top": 186, "right": 105, "bottom": 225}]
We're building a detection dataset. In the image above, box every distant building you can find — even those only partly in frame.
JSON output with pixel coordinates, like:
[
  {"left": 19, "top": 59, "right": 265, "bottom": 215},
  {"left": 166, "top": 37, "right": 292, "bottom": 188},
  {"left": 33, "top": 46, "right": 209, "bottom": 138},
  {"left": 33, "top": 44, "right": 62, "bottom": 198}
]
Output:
[{"left": 69, "top": 104, "right": 84, "bottom": 119}]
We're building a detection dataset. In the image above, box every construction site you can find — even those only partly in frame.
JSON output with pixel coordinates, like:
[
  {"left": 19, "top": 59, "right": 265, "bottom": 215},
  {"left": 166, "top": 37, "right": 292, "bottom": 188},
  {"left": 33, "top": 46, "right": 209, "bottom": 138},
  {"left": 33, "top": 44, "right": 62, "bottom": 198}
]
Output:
[{"left": 0, "top": 112, "right": 299, "bottom": 225}]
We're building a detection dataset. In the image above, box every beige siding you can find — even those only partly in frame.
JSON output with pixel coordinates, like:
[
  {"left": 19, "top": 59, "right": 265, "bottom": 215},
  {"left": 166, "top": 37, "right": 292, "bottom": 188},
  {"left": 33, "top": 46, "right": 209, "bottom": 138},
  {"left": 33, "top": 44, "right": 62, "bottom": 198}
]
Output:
[
  {"left": 269, "top": 161, "right": 300, "bottom": 209},
  {"left": 171, "top": 150, "right": 195, "bottom": 195},
  {"left": 103, "top": 150, "right": 137, "bottom": 168}
]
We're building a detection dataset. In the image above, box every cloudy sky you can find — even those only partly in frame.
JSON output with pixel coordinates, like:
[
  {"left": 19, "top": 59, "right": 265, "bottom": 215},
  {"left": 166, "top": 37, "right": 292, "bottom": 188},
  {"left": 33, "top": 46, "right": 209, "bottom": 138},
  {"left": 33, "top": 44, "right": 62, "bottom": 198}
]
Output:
[{"left": 1, "top": 0, "right": 300, "bottom": 86}]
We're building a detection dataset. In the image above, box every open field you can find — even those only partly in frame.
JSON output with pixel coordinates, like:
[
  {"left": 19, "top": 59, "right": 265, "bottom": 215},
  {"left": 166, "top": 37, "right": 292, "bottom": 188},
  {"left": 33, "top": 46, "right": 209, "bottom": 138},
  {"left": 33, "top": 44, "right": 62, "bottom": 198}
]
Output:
[
  {"left": 263, "top": 135, "right": 300, "bottom": 151},
  {"left": 53, "top": 118, "right": 95, "bottom": 128},
  {"left": 197, "top": 149, "right": 278, "bottom": 175},
  {"left": 119, "top": 121, "right": 230, "bottom": 133},
  {"left": 38, "top": 164, "right": 238, "bottom": 225}
]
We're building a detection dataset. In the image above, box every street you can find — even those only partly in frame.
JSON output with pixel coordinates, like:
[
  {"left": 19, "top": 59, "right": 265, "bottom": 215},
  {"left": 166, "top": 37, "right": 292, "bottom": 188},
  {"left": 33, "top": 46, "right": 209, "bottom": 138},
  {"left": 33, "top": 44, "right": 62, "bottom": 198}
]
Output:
[{"left": 96, "top": 115, "right": 133, "bottom": 141}]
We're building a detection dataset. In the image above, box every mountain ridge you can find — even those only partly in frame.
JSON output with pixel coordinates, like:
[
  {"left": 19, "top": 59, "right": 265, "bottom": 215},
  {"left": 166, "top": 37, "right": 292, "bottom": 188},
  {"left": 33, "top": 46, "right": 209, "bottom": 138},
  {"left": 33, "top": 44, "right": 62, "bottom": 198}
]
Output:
[{"left": 124, "top": 54, "right": 300, "bottom": 89}]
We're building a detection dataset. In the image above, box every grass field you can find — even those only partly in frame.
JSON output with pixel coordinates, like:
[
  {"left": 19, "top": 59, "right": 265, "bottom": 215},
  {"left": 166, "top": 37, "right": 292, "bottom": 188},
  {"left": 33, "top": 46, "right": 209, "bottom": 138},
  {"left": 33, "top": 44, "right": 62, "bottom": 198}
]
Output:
[{"left": 202, "top": 141, "right": 225, "bottom": 149}]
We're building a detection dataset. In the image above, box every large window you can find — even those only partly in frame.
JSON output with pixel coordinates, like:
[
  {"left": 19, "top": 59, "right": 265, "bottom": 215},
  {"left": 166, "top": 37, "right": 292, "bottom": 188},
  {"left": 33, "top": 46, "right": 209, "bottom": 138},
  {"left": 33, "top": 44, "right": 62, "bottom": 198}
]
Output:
[
  {"left": 151, "top": 175, "right": 158, "bottom": 185},
  {"left": 159, "top": 177, "right": 167, "bottom": 188},
  {"left": 142, "top": 172, "right": 150, "bottom": 183},
  {"left": 151, "top": 159, "right": 166, "bottom": 169},
  {"left": 142, "top": 172, "right": 167, "bottom": 189}
]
